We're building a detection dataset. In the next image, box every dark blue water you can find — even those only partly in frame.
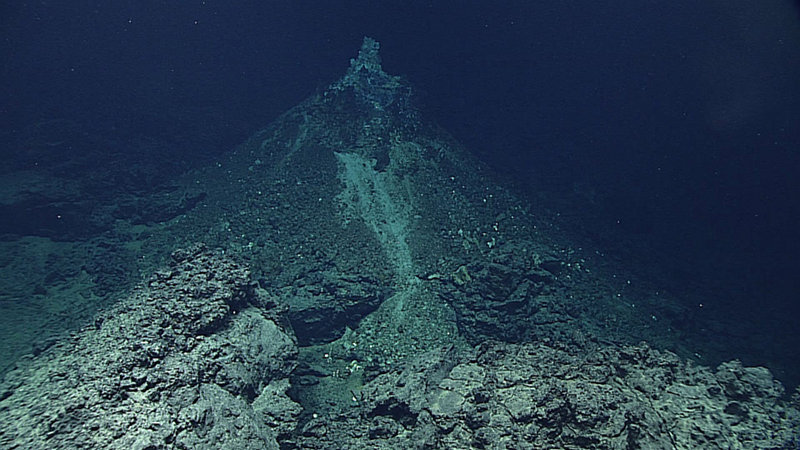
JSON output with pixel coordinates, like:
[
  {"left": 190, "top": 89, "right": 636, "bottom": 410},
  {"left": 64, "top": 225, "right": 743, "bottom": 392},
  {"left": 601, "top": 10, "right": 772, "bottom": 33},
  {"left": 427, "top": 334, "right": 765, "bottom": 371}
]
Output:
[{"left": 3, "top": 0, "right": 799, "bottom": 380}]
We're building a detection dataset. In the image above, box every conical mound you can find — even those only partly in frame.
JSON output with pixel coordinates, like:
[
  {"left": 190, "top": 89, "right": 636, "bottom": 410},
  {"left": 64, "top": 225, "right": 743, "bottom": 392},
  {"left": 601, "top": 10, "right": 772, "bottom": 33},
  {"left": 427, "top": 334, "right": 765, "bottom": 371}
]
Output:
[{"left": 1, "top": 37, "right": 797, "bottom": 449}]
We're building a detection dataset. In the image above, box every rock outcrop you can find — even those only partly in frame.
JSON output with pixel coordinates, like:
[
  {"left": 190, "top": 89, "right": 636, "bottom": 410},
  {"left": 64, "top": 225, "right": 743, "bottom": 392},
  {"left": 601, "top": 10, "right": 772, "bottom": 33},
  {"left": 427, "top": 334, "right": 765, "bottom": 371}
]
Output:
[
  {"left": 0, "top": 244, "right": 299, "bottom": 449},
  {"left": 291, "top": 341, "right": 800, "bottom": 449}
]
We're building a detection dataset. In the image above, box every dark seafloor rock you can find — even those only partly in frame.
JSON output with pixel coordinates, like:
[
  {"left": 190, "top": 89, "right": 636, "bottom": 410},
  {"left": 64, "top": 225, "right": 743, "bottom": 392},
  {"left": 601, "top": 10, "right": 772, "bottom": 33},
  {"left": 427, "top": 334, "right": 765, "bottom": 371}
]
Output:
[
  {"left": 440, "top": 243, "right": 566, "bottom": 344},
  {"left": 0, "top": 118, "right": 204, "bottom": 243},
  {"left": 0, "top": 244, "right": 299, "bottom": 449},
  {"left": 0, "top": 117, "right": 214, "bottom": 379},
  {"left": 289, "top": 341, "right": 800, "bottom": 449}
]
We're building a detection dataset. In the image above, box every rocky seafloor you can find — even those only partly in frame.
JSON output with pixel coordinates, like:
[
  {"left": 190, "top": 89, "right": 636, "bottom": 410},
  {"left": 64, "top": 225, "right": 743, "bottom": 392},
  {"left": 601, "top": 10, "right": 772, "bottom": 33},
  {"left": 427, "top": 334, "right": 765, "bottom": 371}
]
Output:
[{"left": 1, "top": 244, "right": 797, "bottom": 449}]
